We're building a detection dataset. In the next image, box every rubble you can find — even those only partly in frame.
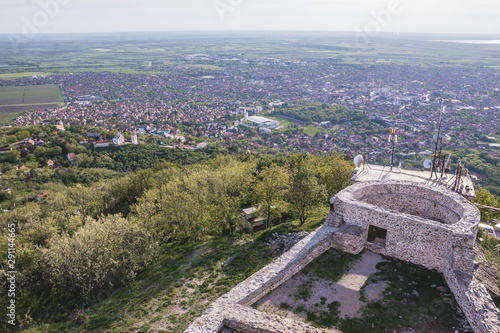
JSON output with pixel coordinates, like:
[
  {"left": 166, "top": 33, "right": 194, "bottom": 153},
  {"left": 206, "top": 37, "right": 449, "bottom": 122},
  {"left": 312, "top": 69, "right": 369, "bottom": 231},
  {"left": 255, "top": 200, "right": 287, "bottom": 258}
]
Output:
[{"left": 266, "top": 231, "right": 310, "bottom": 253}]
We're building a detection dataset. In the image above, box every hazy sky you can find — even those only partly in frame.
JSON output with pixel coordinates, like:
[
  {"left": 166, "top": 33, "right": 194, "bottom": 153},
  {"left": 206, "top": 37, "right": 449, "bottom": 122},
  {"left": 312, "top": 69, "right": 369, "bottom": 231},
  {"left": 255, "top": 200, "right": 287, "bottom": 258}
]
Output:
[{"left": 0, "top": 0, "right": 499, "bottom": 35}]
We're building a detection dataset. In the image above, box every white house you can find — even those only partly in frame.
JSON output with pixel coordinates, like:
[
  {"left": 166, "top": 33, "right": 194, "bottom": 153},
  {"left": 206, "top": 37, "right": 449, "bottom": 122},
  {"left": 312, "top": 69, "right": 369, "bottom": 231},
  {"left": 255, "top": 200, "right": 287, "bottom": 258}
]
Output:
[
  {"left": 67, "top": 152, "right": 75, "bottom": 164},
  {"left": 93, "top": 140, "right": 109, "bottom": 148}
]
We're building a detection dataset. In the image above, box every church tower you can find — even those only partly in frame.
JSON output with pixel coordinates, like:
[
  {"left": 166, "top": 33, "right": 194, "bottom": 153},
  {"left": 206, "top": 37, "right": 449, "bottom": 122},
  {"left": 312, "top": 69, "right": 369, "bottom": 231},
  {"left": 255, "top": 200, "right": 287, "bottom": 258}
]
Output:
[{"left": 131, "top": 130, "right": 138, "bottom": 145}]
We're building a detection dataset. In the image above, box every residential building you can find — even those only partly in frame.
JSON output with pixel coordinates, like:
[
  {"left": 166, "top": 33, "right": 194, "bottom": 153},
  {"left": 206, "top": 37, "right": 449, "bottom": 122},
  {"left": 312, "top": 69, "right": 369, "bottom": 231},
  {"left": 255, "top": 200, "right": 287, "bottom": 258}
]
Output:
[
  {"left": 36, "top": 191, "right": 51, "bottom": 201},
  {"left": 67, "top": 152, "right": 75, "bottom": 163},
  {"left": 93, "top": 140, "right": 109, "bottom": 148}
]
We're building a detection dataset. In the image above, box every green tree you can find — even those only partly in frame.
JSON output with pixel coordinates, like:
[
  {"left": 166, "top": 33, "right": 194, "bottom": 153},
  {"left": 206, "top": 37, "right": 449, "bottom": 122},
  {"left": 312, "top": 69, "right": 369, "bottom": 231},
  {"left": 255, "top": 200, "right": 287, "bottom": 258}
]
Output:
[
  {"left": 2, "top": 150, "right": 20, "bottom": 163},
  {"left": 288, "top": 166, "right": 327, "bottom": 225},
  {"left": 49, "top": 145, "right": 62, "bottom": 157},
  {"left": 16, "top": 130, "right": 31, "bottom": 141},
  {"left": 34, "top": 147, "right": 48, "bottom": 158},
  {"left": 253, "top": 164, "right": 291, "bottom": 228},
  {"left": 134, "top": 157, "right": 251, "bottom": 241},
  {"left": 474, "top": 187, "right": 500, "bottom": 221},
  {"left": 313, "top": 155, "right": 354, "bottom": 196},
  {"left": 36, "top": 215, "right": 158, "bottom": 302}
]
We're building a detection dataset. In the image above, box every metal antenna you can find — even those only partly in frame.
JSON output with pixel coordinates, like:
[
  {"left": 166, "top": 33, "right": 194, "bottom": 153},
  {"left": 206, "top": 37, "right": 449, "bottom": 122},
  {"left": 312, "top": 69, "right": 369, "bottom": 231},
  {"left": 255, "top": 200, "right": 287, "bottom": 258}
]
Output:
[
  {"left": 439, "top": 154, "right": 446, "bottom": 179},
  {"left": 388, "top": 124, "right": 399, "bottom": 172},
  {"left": 431, "top": 106, "right": 445, "bottom": 179},
  {"left": 453, "top": 162, "right": 463, "bottom": 192}
]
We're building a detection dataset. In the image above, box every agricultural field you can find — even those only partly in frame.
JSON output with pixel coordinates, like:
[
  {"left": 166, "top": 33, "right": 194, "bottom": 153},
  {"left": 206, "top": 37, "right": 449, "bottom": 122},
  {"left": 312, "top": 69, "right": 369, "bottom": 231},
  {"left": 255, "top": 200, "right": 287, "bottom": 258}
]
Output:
[
  {"left": 0, "top": 84, "right": 64, "bottom": 113},
  {"left": 0, "top": 111, "right": 22, "bottom": 124},
  {"left": 0, "top": 32, "right": 499, "bottom": 80},
  {"left": 0, "top": 72, "right": 52, "bottom": 80}
]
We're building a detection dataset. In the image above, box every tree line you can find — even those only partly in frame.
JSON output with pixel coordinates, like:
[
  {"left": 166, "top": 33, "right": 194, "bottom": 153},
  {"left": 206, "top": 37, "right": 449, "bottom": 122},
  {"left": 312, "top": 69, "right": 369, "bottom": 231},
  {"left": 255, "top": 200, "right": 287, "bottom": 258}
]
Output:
[{"left": 0, "top": 153, "right": 353, "bottom": 329}]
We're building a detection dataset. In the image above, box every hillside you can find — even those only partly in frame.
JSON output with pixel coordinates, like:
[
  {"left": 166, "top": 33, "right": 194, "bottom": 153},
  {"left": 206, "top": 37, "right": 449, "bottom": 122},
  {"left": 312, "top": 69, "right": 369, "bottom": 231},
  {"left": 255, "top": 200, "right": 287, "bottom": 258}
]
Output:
[
  {"left": 0, "top": 152, "right": 353, "bottom": 331},
  {"left": 0, "top": 144, "right": 499, "bottom": 332}
]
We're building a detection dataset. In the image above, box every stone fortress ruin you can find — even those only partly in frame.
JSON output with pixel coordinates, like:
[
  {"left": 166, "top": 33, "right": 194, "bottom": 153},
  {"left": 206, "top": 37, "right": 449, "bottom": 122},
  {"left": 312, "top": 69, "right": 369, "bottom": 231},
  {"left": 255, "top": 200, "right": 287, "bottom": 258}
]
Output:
[{"left": 185, "top": 167, "right": 500, "bottom": 333}]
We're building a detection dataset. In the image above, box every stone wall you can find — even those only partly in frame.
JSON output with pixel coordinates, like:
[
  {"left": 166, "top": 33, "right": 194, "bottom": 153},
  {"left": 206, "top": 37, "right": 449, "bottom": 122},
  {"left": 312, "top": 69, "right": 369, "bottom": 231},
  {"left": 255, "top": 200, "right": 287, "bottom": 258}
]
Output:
[
  {"left": 442, "top": 264, "right": 500, "bottom": 333},
  {"left": 351, "top": 181, "right": 465, "bottom": 224},
  {"left": 223, "top": 304, "right": 322, "bottom": 333},
  {"left": 334, "top": 181, "right": 478, "bottom": 274},
  {"left": 330, "top": 223, "right": 367, "bottom": 254},
  {"left": 333, "top": 180, "right": 499, "bottom": 333},
  {"left": 185, "top": 180, "right": 500, "bottom": 333},
  {"left": 185, "top": 224, "right": 335, "bottom": 333},
  {"left": 361, "top": 193, "right": 460, "bottom": 224}
]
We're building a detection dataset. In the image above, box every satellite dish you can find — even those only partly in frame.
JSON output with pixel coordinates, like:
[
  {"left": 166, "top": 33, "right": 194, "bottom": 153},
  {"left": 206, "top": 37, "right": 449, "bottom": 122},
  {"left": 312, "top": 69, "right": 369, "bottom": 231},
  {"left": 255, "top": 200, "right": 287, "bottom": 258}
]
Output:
[
  {"left": 353, "top": 155, "right": 364, "bottom": 168},
  {"left": 433, "top": 133, "right": 442, "bottom": 143},
  {"left": 423, "top": 159, "right": 433, "bottom": 169}
]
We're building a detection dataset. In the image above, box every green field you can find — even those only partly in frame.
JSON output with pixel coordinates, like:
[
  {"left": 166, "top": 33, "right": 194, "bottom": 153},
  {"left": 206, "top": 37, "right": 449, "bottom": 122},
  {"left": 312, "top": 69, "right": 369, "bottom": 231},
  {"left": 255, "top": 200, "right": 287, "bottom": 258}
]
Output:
[
  {"left": 0, "top": 72, "right": 53, "bottom": 80},
  {"left": 0, "top": 111, "right": 22, "bottom": 124},
  {"left": 267, "top": 116, "right": 296, "bottom": 127},
  {"left": 268, "top": 116, "right": 324, "bottom": 136},
  {"left": 0, "top": 84, "right": 64, "bottom": 113},
  {"left": 302, "top": 125, "right": 322, "bottom": 136},
  {"left": 1, "top": 32, "right": 499, "bottom": 81}
]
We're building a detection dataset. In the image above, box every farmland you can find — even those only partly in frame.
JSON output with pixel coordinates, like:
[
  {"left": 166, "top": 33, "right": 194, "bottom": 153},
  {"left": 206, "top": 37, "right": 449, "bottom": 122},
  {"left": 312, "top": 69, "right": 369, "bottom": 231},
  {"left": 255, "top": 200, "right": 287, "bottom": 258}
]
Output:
[
  {"left": 0, "top": 84, "right": 65, "bottom": 113},
  {"left": 1, "top": 32, "right": 500, "bottom": 80}
]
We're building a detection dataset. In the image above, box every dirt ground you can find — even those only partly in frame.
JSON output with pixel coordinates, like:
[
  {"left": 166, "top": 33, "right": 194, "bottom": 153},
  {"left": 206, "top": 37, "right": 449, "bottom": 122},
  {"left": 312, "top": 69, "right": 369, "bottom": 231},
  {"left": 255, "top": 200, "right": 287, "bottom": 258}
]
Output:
[{"left": 253, "top": 250, "right": 388, "bottom": 331}]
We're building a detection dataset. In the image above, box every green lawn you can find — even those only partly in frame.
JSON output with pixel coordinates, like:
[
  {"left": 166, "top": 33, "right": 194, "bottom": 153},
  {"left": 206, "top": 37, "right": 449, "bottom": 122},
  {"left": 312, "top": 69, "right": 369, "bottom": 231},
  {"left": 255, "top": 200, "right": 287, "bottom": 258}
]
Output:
[
  {"left": 267, "top": 116, "right": 323, "bottom": 136},
  {"left": 302, "top": 125, "right": 322, "bottom": 136},
  {"left": 267, "top": 116, "right": 295, "bottom": 127},
  {"left": 0, "top": 72, "right": 52, "bottom": 80}
]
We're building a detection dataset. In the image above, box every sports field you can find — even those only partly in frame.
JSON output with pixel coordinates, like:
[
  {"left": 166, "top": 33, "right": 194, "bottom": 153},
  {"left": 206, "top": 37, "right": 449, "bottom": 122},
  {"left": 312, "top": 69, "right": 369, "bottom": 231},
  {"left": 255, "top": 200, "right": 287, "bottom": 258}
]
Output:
[{"left": 0, "top": 84, "right": 64, "bottom": 113}]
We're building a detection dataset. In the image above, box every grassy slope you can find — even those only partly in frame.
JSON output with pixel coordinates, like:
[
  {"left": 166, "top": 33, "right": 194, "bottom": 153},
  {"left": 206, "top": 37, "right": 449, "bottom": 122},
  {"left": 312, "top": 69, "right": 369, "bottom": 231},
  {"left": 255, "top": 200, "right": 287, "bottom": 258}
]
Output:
[
  {"left": 22, "top": 210, "right": 326, "bottom": 333},
  {"left": 21, "top": 201, "right": 481, "bottom": 333}
]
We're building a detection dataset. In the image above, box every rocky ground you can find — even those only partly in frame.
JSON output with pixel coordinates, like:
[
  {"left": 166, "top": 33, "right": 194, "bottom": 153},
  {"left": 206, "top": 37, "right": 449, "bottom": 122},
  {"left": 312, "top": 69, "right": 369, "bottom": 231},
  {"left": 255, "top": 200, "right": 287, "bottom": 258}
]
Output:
[{"left": 265, "top": 231, "right": 310, "bottom": 255}]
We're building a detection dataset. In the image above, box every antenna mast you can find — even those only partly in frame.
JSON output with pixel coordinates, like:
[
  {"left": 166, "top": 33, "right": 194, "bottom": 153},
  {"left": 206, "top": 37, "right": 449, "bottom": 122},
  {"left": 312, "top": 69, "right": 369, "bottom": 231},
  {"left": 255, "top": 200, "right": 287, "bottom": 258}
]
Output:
[
  {"left": 388, "top": 125, "right": 399, "bottom": 171},
  {"left": 431, "top": 106, "right": 445, "bottom": 179}
]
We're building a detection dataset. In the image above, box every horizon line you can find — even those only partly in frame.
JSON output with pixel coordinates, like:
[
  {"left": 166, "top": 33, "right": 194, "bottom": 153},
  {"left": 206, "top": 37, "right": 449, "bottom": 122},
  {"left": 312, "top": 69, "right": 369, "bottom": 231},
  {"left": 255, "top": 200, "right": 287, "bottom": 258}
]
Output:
[{"left": 1, "top": 30, "right": 500, "bottom": 37}]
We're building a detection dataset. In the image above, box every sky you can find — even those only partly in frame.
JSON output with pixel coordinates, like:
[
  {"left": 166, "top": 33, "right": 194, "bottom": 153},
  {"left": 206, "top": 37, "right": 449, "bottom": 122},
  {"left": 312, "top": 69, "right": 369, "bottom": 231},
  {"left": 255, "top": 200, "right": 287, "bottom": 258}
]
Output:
[{"left": 0, "top": 0, "right": 499, "bottom": 35}]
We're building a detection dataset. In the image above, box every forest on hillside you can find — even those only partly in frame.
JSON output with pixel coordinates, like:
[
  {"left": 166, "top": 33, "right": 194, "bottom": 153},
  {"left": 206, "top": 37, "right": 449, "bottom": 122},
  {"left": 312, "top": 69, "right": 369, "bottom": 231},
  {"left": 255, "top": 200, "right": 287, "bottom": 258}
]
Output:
[{"left": 0, "top": 153, "right": 354, "bottom": 330}]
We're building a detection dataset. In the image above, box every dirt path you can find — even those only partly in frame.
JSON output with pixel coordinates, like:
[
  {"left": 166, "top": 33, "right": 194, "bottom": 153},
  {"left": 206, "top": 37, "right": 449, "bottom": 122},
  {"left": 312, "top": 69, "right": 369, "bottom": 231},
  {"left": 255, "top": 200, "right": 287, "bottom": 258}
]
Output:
[
  {"left": 254, "top": 250, "right": 386, "bottom": 331},
  {"left": 335, "top": 250, "right": 383, "bottom": 317}
]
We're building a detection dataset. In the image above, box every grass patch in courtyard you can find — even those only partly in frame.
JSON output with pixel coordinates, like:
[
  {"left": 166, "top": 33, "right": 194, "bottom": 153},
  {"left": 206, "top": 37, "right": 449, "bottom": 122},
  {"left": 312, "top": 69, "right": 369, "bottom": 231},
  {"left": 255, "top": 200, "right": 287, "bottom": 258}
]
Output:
[{"left": 340, "top": 257, "right": 472, "bottom": 333}]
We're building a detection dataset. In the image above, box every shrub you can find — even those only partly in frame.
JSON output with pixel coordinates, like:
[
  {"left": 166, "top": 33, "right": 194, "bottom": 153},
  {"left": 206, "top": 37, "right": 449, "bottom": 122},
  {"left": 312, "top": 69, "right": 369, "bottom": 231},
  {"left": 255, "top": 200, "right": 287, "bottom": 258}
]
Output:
[
  {"left": 280, "top": 302, "right": 292, "bottom": 310},
  {"left": 36, "top": 215, "right": 158, "bottom": 302}
]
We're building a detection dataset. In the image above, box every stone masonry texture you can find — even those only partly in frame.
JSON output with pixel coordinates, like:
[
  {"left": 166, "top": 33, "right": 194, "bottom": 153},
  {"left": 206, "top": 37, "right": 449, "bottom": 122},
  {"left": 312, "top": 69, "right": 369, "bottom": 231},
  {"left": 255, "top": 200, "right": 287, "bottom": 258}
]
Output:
[{"left": 184, "top": 180, "right": 500, "bottom": 333}]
